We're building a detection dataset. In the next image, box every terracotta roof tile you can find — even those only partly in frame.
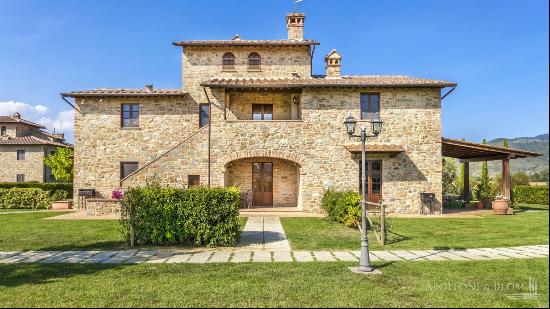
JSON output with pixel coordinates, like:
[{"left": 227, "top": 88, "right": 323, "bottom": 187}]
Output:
[
  {"left": 172, "top": 39, "right": 319, "bottom": 47},
  {"left": 0, "top": 136, "right": 72, "bottom": 147},
  {"left": 0, "top": 115, "right": 45, "bottom": 128},
  {"left": 61, "top": 88, "right": 187, "bottom": 97},
  {"left": 201, "top": 76, "right": 457, "bottom": 89}
]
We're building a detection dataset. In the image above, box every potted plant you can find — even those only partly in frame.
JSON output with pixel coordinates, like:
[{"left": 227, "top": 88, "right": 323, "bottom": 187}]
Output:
[
  {"left": 492, "top": 195, "right": 510, "bottom": 215},
  {"left": 473, "top": 181, "right": 492, "bottom": 209}
]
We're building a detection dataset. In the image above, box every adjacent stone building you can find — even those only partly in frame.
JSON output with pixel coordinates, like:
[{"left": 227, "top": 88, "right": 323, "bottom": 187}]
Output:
[
  {"left": 63, "top": 12, "right": 458, "bottom": 214},
  {"left": 0, "top": 113, "right": 72, "bottom": 183}
]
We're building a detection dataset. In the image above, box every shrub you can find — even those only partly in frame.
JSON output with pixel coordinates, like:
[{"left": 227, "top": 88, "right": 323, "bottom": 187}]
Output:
[
  {"left": 513, "top": 185, "right": 549, "bottom": 205},
  {"left": 120, "top": 184, "right": 241, "bottom": 247},
  {"left": 0, "top": 188, "right": 51, "bottom": 209},
  {"left": 321, "top": 188, "right": 361, "bottom": 228},
  {"left": 50, "top": 189, "right": 69, "bottom": 201},
  {"left": 0, "top": 182, "right": 73, "bottom": 198}
]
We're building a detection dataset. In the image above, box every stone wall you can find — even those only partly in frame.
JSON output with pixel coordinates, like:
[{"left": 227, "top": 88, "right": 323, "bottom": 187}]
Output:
[
  {"left": 227, "top": 91, "right": 295, "bottom": 121},
  {"left": 208, "top": 87, "right": 443, "bottom": 214},
  {"left": 73, "top": 95, "right": 202, "bottom": 199},
  {"left": 225, "top": 157, "right": 299, "bottom": 208},
  {"left": 86, "top": 199, "right": 121, "bottom": 216},
  {"left": 182, "top": 46, "right": 312, "bottom": 96},
  {"left": 0, "top": 145, "right": 47, "bottom": 182}
]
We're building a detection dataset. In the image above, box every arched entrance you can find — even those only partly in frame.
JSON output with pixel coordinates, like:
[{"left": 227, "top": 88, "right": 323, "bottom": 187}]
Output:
[{"left": 225, "top": 156, "right": 302, "bottom": 209}]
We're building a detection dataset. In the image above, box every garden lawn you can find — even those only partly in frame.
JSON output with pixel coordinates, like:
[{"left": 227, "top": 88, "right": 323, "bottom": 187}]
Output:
[
  {"left": 282, "top": 210, "right": 549, "bottom": 251},
  {"left": 0, "top": 259, "right": 547, "bottom": 307},
  {"left": 0, "top": 212, "right": 247, "bottom": 251}
]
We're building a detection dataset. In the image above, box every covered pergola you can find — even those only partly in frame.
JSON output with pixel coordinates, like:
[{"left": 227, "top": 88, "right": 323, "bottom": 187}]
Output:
[{"left": 442, "top": 138, "right": 542, "bottom": 202}]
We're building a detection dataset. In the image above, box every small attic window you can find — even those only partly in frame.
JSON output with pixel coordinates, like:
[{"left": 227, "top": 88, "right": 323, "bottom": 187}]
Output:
[
  {"left": 248, "top": 52, "right": 261, "bottom": 70},
  {"left": 222, "top": 52, "right": 235, "bottom": 70}
]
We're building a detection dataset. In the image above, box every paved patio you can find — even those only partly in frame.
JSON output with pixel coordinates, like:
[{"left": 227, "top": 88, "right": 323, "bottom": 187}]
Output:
[{"left": 0, "top": 245, "right": 547, "bottom": 264}]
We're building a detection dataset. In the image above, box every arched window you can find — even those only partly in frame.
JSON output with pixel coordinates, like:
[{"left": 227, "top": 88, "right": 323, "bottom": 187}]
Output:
[
  {"left": 248, "top": 52, "right": 261, "bottom": 70},
  {"left": 222, "top": 52, "right": 235, "bottom": 70},
  {"left": 0, "top": 126, "right": 6, "bottom": 136}
]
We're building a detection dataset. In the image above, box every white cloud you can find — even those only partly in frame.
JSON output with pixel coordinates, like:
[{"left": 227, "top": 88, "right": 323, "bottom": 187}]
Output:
[
  {"left": 36, "top": 110, "right": 74, "bottom": 132},
  {"left": 0, "top": 101, "right": 48, "bottom": 116},
  {"left": 0, "top": 101, "right": 74, "bottom": 133}
]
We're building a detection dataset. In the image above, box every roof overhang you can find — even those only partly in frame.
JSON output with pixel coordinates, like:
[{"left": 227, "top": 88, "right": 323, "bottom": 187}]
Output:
[
  {"left": 61, "top": 90, "right": 188, "bottom": 98},
  {"left": 172, "top": 40, "right": 320, "bottom": 47},
  {"left": 442, "top": 138, "right": 541, "bottom": 162},
  {"left": 344, "top": 144, "right": 405, "bottom": 155}
]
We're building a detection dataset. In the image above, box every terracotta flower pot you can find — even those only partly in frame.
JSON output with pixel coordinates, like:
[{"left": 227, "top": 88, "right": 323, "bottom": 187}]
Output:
[
  {"left": 51, "top": 200, "right": 73, "bottom": 210},
  {"left": 492, "top": 199, "right": 509, "bottom": 215},
  {"left": 476, "top": 202, "right": 484, "bottom": 209}
]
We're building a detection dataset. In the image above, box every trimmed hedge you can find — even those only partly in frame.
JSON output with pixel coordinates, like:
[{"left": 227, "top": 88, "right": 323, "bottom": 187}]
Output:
[
  {"left": 513, "top": 185, "right": 549, "bottom": 205},
  {"left": 0, "top": 188, "right": 51, "bottom": 209},
  {"left": 0, "top": 182, "right": 73, "bottom": 198},
  {"left": 120, "top": 185, "right": 241, "bottom": 247}
]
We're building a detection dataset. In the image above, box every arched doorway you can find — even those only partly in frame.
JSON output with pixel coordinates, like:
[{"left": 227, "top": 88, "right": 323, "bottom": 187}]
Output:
[{"left": 225, "top": 156, "right": 301, "bottom": 208}]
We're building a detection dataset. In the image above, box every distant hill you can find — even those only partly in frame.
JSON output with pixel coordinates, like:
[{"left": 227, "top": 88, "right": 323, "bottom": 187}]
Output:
[{"left": 468, "top": 133, "right": 549, "bottom": 176}]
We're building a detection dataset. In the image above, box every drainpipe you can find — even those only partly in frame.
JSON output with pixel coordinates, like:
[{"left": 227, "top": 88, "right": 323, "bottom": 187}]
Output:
[
  {"left": 441, "top": 86, "right": 456, "bottom": 100},
  {"left": 202, "top": 86, "right": 212, "bottom": 188},
  {"left": 310, "top": 45, "right": 316, "bottom": 77}
]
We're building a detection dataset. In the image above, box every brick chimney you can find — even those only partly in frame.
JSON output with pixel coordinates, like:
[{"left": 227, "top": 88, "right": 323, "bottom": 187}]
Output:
[
  {"left": 324, "top": 49, "right": 342, "bottom": 78},
  {"left": 286, "top": 13, "right": 305, "bottom": 41}
]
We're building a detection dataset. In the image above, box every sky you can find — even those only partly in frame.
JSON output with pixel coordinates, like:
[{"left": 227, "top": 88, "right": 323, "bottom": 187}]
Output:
[{"left": 0, "top": 0, "right": 548, "bottom": 143}]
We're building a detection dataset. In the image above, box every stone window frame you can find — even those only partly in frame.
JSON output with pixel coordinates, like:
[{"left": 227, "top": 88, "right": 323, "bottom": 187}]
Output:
[
  {"left": 0, "top": 126, "right": 6, "bottom": 136},
  {"left": 16, "top": 174, "right": 25, "bottom": 183},
  {"left": 17, "top": 149, "right": 25, "bottom": 160},
  {"left": 121, "top": 103, "right": 140, "bottom": 128},
  {"left": 222, "top": 52, "right": 236, "bottom": 71},
  {"left": 247, "top": 52, "right": 261, "bottom": 71},
  {"left": 120, "top": 161, "right": 139, "bottom": 181},
  {"left": 188, "top": 175, "right": 200, "bottom": 187},
  {"left": 360, "top": 92, "right": 381, "bottom": 120}
]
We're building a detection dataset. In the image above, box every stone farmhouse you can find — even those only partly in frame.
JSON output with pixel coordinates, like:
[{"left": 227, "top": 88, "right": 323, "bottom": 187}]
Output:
[
  {"left": 0, "top": 113, "right": 71, "bottom": 183},
  {"left": 62, "top": 12, "right": 539, "bottom": 214}
]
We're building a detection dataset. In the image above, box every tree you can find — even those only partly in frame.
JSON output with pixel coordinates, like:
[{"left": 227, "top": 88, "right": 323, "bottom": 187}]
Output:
[
  {"left": 503, "top": 139, "right": 509, "bottom": 148},
  {"left": 476, "top": 139, "right": 492, "bottom": 202},
  {"left": 442, "top": 157, "right": 458, "bottom": 195},
  {"left": 512, "top": 172, "right": 530, "bottom": 186},
  {"left": 44, "top": 147, "right": 74, "bottom": 183}
]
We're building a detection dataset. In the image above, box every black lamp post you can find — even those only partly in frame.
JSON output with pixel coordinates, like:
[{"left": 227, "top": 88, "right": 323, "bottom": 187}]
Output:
[{"left": 344, "top": 114, "right": 383, "bottom": 273}]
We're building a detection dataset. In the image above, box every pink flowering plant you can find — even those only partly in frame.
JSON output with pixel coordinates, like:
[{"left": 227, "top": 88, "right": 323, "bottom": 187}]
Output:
[{"left": 112, "top": 189, "right": 124, "bottom": 200}]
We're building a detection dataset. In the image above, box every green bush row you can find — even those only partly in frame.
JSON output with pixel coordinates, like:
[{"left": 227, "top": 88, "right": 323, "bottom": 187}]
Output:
[
  {"left": 0, "top": 188, "right": 51, "bottom": 209},
  {"left": 120, "top": 184, "right": 241, "bottom": 247},
  {"left": 0, "top": 182, "right": 73, "bottom": 198},
  {"left": 513, "top": 185, "right": 549, "bottom": 205}
]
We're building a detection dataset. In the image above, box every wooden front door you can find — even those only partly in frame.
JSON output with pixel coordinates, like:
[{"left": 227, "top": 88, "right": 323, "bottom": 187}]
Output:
[
  {"left": 252, "top": 162, "right": 273, "bottom": 207},
  {"left": 359, "top": 160, "right": 383, "bottom": 203}
]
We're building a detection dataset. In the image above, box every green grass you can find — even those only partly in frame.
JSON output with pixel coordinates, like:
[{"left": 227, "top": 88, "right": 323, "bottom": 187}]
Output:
[
  {"left": 0, "top": 212, "right": 247, "bottom": 251},
  {"left": 517, "top": 203, "right": 549, "bottom": 211},
  {"left": 282, "top": 211, "right": 549, "bottom": 251},
  {"left": 0, "top": 259, "right": 547, "bottom": 307}
]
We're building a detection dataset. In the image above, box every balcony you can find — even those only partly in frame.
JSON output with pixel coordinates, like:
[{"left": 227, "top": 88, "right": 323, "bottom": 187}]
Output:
[{"left": 223, "top": 90, "right": 302, "bottom": 122}]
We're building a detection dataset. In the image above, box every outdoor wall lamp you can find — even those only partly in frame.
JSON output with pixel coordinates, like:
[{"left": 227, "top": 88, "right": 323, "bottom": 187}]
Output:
[{"left": 343, "top": 114, "right": 384, "bottom": 274}]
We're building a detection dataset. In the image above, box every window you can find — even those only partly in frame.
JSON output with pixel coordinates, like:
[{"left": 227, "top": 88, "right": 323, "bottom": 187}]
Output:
[
  {"left": 16, "top": 174, "right": 25, "bottom": 183},
  {"left": 252, "top": 104, "right": 273, "bottom": 120},
  {"left": 17, "top": 149, "right": 25, "bottom": 160},
  {"left": 120, "top": 162, "right": 139, "bottom": 180},
  {"left": 222, "top": 52, "right": 235, "bottom": 70},
  {"left": 248, "top": 52, "right": 261, "bottom": 70},
  {"left": 188, "top": 175, "right": 200, "bottom": 187},
  {"left": 360, "top": 93, "right": 380, "bottom": 120},
  {"left": 199, "top": 103, "right": 210, "bottom": 128},
  {"left": 121, "top": 104, "right": 139, "bottom": 128},
  {"left": 0, "top": 126, "right": 6, "bottom": 136}
]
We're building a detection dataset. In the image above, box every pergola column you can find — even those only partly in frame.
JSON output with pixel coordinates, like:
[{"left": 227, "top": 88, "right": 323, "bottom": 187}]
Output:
[
  {"left": 463, "top": 162, "right": 470, "bottom": 203},
  {"left": 502, "top": 158, "right": 511, "bottom": 199}
]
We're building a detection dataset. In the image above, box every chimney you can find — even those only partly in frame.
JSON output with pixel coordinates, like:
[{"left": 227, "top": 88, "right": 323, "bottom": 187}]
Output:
[
  {"left": 12, "top": 112, "right": 21, "bottom": 119},
  {"left": 286, "top": 13, "right": 305, "bottom": 41},
  {"left": 145, "top": 84, "right": 154, "bottom": 92},
  {"left": 324, "top": 49, "right": 342, "bottom": 78}
]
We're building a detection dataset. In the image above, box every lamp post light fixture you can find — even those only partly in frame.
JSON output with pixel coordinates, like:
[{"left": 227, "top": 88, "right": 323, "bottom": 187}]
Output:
[{"left": 343, "top": 114, "right": 383, "bottom": 274}]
